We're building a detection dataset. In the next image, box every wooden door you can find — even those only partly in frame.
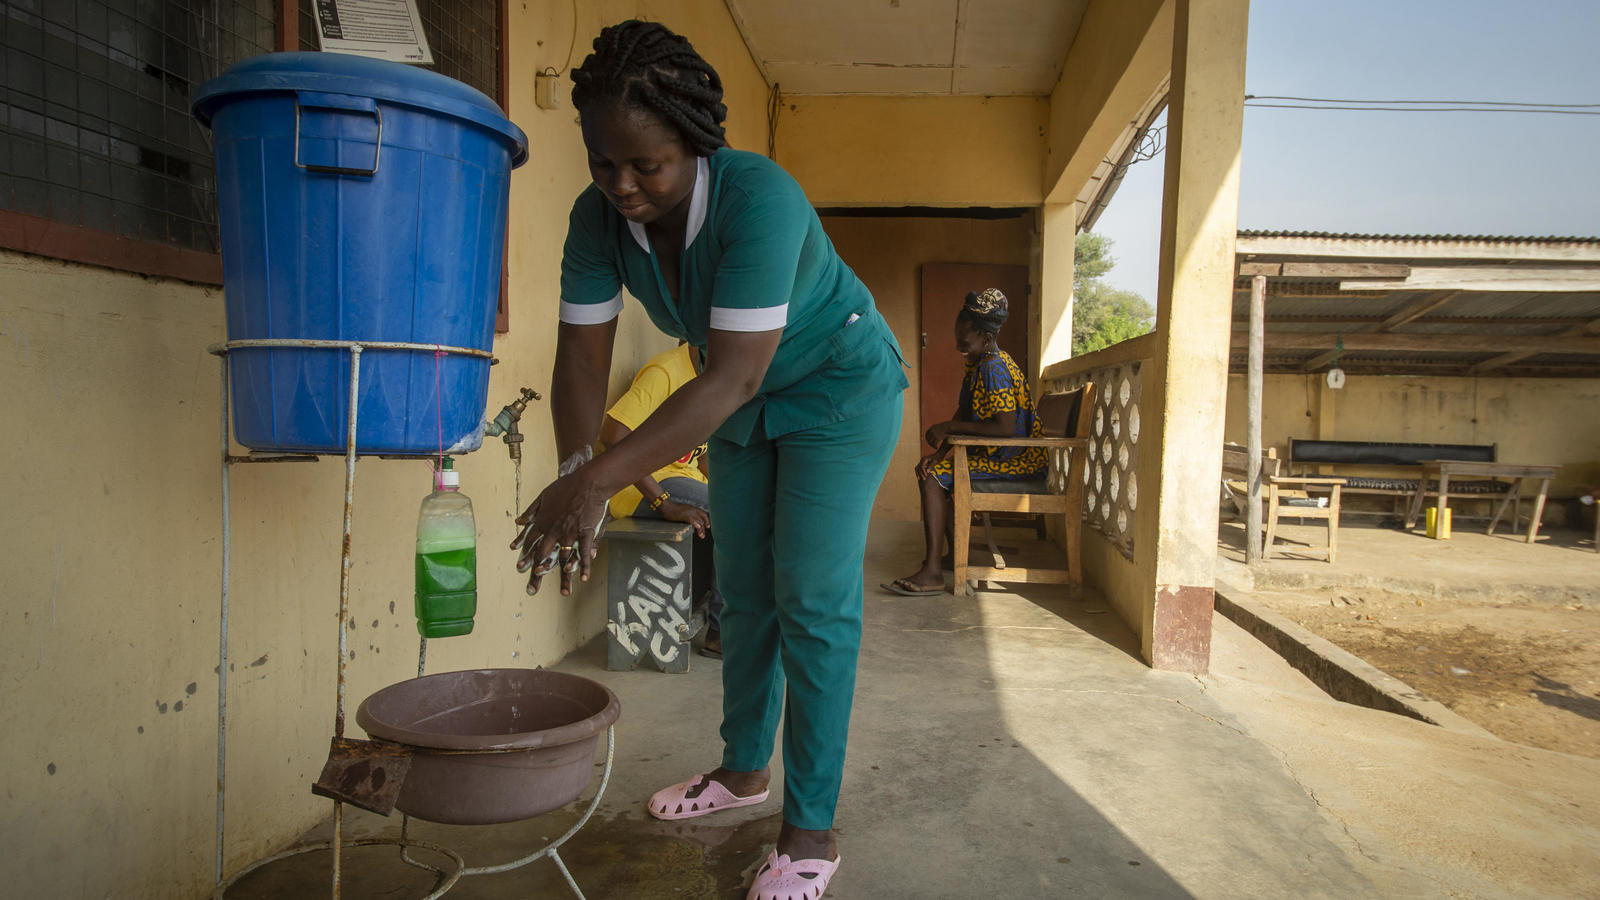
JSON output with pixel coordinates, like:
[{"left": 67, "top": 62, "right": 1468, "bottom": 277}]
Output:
[{"left": 919, "top": 263, "right": 1032, "bottom": 451}]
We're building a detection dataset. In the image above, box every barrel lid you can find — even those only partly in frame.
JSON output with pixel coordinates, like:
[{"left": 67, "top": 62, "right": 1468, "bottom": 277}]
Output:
[{"left": 193, "top": 52, "right": 527, "bottom": 166}]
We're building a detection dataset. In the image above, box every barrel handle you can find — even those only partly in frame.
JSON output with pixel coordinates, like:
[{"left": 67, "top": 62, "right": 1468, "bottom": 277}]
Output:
[{"left": 294, "top": 92, "right": 382, "bottom": 177}]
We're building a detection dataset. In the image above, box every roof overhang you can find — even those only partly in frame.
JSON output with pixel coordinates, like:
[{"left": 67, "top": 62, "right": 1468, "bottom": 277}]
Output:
[
  {"left": 725, "top": 0, "right": 1091, "bottom": 96},
  {"left": 1232, "top": 232, "right": 1600, "bottom": 379}
]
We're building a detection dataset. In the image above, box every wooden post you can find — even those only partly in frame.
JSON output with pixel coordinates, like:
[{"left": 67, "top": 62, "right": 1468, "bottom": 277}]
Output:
[
  {"left": 275, "top": 0, "right": 298, "bottom": 51},
  {"left": 952, "top": 445, "right": 973, "bottom": 596},
  {"left": 1246, "top": 274, "right": 1266, "bottom": 563}
]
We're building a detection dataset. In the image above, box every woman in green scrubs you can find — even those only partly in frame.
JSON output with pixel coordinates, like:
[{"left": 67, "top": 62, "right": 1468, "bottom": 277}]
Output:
[{"left": 511, "top": 19, "right": 906, "bottom": 900}]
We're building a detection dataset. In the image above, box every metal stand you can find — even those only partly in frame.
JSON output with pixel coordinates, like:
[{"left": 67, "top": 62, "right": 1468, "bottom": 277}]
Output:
[{"left": 211, "top": 339, "right": 610, "bottom": 899}]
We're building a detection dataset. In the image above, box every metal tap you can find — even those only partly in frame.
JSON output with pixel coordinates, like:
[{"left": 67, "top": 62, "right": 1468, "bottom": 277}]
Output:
[{"left": 484, "top": 387, "right": 541, "bottom": 460}]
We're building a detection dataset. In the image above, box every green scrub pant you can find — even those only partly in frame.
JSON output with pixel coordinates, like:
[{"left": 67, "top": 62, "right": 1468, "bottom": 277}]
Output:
[{"left": 708, "top": 392, "right": 902, "bottom": 831}]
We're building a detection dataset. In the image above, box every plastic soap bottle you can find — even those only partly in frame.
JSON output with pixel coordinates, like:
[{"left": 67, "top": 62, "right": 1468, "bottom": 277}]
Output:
[{"left": 415, "top": 457, "right": 477, "bottom": 637}]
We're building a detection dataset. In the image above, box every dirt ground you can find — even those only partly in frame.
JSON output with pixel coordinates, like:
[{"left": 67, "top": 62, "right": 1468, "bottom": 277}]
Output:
[{"left": 1249, "top": 584, "right": 1600, "bottom": 758}]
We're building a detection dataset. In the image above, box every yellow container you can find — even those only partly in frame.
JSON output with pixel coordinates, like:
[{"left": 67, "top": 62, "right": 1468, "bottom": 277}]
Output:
[{"left": 1426, "top": 507, "right": 1452, "bottom": 539}]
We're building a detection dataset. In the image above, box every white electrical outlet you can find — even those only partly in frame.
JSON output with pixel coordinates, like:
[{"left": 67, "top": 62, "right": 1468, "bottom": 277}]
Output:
[{"left": 535, "top": 72, "right": 561, "bottom": 110}]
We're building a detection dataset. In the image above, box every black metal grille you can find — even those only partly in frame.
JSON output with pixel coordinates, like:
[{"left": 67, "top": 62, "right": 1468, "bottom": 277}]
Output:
[
  {"left": 0, "top": 0, "right": 277, "bottom": 254},
  {"left": 298, "top": 0, "right": 501, "bottom": 104},
  {"left": 416, "top": 0, "right": 500, "bottom": 103}
]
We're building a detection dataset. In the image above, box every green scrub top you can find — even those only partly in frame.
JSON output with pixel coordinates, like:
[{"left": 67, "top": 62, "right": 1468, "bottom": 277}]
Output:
[{"left": 559, "top": 147, "right": 907, "bottom": 446}]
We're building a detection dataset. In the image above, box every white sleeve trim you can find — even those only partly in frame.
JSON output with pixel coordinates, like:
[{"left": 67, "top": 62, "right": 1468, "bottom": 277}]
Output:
[
  {"left": 709, "top": 304, "right": 788, "bottom": 332},
  {"left": 559, "top": 293, "right": 623, "bottom": 325}
]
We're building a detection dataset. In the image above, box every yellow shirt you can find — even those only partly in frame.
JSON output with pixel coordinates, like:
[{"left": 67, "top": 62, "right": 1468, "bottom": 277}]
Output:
[{"left": 601, "top": 344, "right": 708, "bottom": 517}]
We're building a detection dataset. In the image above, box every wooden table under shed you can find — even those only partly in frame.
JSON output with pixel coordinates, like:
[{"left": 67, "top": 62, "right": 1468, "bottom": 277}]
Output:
[{"left": 1402, "top": 460, "right": 1560, "bottom": 543}]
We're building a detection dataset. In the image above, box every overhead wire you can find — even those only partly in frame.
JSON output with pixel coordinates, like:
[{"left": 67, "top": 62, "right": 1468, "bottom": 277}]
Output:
[
  {"left": 1128, "top": 123, "right": 1165, "bottom": 165},
  {"left": 766, "top": 81, "right": 781, "bottom": 160},
  {"left": 540, "top": 0, "right": 579, "bottom": 81},
  {"left": 1247, "top": 94, "right": 1600, "bottom": 108},
  {"left": 1244, "top": 94, "right": 1600, "bottom": 116},
  {"left": 1247, "top": 102, "right": 1600, "bottom": 116}
]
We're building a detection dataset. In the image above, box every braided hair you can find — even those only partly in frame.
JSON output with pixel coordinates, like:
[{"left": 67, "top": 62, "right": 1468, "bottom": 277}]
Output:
[
  {"left": 571, "top": 20, "right": 729, "bottom": 157},
  {"left": 958, "top": 288, "right": 1009, "bottom": 336}
]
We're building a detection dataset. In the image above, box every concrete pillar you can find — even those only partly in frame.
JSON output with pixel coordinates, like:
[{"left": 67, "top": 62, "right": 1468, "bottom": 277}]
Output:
[
  {"left": 1036, "top": 201, "right": 1078, "bottom": 378},
  {"left": 1138, "top": 0, "right": 1250, "bottom": 672}
]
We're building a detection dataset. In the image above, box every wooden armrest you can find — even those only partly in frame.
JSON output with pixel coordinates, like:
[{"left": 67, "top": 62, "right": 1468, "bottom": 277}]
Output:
[
  {"left": 947, "top": 436, "right": 1088, "bottom": 449},
  {"left": 1270, "top": 476, "right": 1344, "bottom": 487}
]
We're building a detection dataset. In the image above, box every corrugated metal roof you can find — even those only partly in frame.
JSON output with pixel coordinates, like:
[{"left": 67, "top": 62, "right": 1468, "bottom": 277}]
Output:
[
  {"left": 1230, "top": 290, "right": 1600, "bottom": 322},
  {"left": 1230, "top": 236, "right": 1600, "bottom": 377}
]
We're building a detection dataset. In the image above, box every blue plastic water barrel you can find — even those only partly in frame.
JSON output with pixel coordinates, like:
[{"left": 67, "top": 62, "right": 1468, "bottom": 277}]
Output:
[{"left": 193, "top": 53, "right": 529, "bottom": 455}]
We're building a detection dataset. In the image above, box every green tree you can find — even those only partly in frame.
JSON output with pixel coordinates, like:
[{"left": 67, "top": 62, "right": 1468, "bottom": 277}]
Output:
[
  {"left": 1072, "top": 232, "right": 1154, "bottom": 356},
  {"left": 1073, "top": 231, "right": 1116, "bottom": 291}
]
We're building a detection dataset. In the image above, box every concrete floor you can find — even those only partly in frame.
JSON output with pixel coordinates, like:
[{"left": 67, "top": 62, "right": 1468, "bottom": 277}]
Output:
[
  {"left": 1219, "top": 509, "right": 1598, "bottom": 601},
  {"left": 231, "top": 521, "right": 1600, "bottom": 899}
]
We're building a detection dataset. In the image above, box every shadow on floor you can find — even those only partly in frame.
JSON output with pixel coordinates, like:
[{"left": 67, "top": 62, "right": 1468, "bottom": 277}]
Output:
[
  {"left": 1532, "top": 672, "right": 1600, "bottom": 723},
  {"left": 988, "top": 580, "right": 1147, "bottom": 666}
]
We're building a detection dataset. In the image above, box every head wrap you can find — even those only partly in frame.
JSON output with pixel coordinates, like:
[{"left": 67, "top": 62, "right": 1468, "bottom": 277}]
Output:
[{"left": 959, "top": 288, "right": 1009, "bottom": 335}]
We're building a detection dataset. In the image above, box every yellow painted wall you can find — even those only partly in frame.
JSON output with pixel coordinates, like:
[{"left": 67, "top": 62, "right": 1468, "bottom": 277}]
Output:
[
  {"left": 821, "top": 213, "right": 1039, "bottom": 521},
  {"left": 1044, "top": 0, "right": 1171, "bottom": 201},
  {"left": 1225, "top": 373, "right": 1600, "bottom": 498},
  {"left": 0, "top": 2, "right": 767, "bottom": 895},
  {"left": 777, "top": 96, "right": 1049, "bottom": 207},
  {"left": 510, "top": 0, "right": 772, "bottom": 398}
]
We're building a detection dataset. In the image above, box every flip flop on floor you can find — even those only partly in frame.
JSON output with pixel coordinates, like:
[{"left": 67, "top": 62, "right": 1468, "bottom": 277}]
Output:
[
  {"left": 698, "top": 629, "right": 722, "bottom": 659},
  {"left": 648, "top": 774, "right": 769, "bottom": 821},
  {"left": 879, "top": 577, "right": 944, "bottom": 597},
  {"left": 746, "top": 850, "right": 841, "bottom": 900}
]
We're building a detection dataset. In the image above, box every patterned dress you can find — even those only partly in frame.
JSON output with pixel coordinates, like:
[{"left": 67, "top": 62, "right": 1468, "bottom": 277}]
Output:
[{"left": 928, "top": 350, "right": 1048, "bottom": 490}]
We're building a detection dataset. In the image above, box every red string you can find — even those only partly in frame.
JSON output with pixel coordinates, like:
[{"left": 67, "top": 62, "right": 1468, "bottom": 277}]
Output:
[{"left": 434, "top": 349, "right": 446, "bottom": 484}]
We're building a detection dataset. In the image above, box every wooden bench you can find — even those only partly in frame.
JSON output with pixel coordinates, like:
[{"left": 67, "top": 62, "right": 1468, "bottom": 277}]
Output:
[
  {"left": 1221, "top": 443, "right": 1343, "bottom": 562},
  {"left": 600, "top": 518, "right": 709, "bottom": 673},
  {"left": 1287, "top": 439, "right": 1509, "bottom": 516}
]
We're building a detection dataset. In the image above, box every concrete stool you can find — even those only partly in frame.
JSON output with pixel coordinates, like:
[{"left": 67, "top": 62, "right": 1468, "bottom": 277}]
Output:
[{"left": 602, "top": 518, "right": 707, "bottom": 672}]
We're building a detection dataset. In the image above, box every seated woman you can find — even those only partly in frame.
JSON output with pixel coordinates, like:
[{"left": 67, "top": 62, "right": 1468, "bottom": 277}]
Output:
[{"left": 884, "top": 288, "right": 1046, "bottom": 596}]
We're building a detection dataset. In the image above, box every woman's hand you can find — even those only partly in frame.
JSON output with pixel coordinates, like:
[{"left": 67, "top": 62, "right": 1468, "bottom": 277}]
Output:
[
  {"left": 659, "top": 498, "right": 710, "bottom": 537},
  {"left": 511, "top": 468, "right": 608, "bottom": 596},
  {"left": 915, "top": 448, "right": 949, "bottom": 480}
]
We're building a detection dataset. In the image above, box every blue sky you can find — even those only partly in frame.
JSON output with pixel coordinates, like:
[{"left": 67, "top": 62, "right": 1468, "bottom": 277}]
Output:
[{"left": 1090, "top": 0, "right": 1600, "bottom": 302}]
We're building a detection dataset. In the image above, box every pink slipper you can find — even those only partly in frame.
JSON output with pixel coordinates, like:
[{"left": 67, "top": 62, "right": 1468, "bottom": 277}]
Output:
[
  {"left": 647, "top": 774, "right": 769, "bottom": 821},
  {"left": 746, "top": 850, "right": 841, "bottom": 900}
]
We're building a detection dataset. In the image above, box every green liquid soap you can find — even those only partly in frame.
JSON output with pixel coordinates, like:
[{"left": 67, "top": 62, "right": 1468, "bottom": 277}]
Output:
[
  {"left": 415, "top": 545, "right": 477, "bottom": 638},
  {"left": 415, "top": 458, "right": 477, "bottom": 638}
]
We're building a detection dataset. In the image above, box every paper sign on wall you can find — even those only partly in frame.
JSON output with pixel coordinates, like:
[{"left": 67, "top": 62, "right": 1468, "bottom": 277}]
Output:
[{"left": 313, "top": 0, "right": 434, "bottom": 65}]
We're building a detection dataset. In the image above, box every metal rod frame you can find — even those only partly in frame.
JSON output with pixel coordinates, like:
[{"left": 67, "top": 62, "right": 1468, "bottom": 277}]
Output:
[
  {"left": 398, "top": 727, "right": 616, "bottom": 898},
  {"left": 213, "top": 727, "right": 616, "bottom": 900},
  {"left": 333, "top": 344, "right": 361, "bottom": 897},
  {"left": 208, "top": 338, "right": 494, "bottom": 358},
  {"left": 216, "top": 355, "right": 231, "bottom": 895},
  {"left": 213, "top": 339, "right": 604, "bottom": 899}
]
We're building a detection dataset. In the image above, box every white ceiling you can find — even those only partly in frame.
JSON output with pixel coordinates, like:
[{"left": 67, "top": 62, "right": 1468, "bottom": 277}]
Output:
[{"left": 723, "top": 0, "right": 1090, "bottom": 96}]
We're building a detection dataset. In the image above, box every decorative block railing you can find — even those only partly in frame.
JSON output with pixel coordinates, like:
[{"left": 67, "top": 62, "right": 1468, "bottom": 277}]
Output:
[{"left": 1041, "top": 334, "right": 1154, "bottom": 560}]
